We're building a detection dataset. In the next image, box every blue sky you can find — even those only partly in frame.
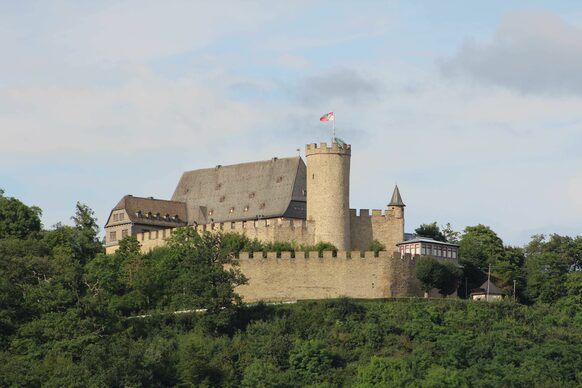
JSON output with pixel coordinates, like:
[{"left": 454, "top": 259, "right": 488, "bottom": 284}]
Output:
[{"left": 1, "top": 1, "right": 582, "bottom": 245}]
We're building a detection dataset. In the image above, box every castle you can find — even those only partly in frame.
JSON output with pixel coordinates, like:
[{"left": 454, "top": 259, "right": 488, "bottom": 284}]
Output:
[{"left": 104, "top": 141, "right": 459, "bottom": 301}]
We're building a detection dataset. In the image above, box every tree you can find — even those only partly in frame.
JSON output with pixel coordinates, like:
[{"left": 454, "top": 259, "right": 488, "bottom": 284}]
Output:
[
  {"left": 458, "top": 225, "right": 504, "bottom": 297},
  {"left": 0, "top": 191, "right": 42, "bottom": 239},
  {"left": 416, "top": 257, "right": 461, "bottom": 297},
  {"left": 416, "top": 257, "right": 442, "bottom": 296},
  {"left": 441, "top": 223, "right": 460, "bottom": 244},
  {"left": 415, "top": 222, "right": 447, "bottom": 242},
  {"left": 164, "top": 229, "right": 247, "bottom": 316}
]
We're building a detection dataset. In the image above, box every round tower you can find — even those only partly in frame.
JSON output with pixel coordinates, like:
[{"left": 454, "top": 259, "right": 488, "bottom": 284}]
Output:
[{"left": 305, "top": 142, "right": 351, "bottom": 250}]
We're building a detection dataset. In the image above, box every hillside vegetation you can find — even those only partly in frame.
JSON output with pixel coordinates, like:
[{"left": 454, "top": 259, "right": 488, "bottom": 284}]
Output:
[{"left": 0, "top": 192, "right": 581, "bottom": 387}]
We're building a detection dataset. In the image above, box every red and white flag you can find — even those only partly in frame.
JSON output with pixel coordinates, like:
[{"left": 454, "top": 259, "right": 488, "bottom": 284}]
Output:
[{"left": 320, "top": 112, "right": 334, "bottom": 122}]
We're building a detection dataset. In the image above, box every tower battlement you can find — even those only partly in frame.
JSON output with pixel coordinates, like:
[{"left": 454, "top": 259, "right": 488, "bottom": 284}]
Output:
[{"left": 305, "top": 142, "right": 351, "bottom": 156}]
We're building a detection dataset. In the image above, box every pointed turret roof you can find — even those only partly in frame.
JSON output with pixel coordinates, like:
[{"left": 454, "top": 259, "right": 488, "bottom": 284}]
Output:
[{"left": 388, "top": 185, "right": 405, "bottom": 207}]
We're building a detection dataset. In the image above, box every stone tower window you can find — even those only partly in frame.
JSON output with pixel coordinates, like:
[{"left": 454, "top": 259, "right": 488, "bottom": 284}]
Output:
[
  {"left": 260, "top": 202, "right": 266, "bottom": 209},
  {"left": 219, "top": 195, "right": 226, "bottom": 203},
  {"left": 276, "top": 176, "right": 283, "bottom": 183},
  {"left": 244, "top": 205, "right": 249, "bottom": 212},
  {"left": 230, "top": 207, "right": 235, "bottom": 213},
  {"left": 208, "top": 210, "right": 213, "bottom": 216},
  {"left": 249, "top": 192, "right": 255, "bottom": 199},
  {"left": 215, "top": 183, "right": 222, "bottom": 190}
]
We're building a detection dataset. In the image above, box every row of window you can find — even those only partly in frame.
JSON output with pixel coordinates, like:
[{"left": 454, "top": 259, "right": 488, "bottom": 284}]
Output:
[
  {"left": 112, "top": 213, "right": 125, "bottom": 222},
  {"left": 135, "top": 211, "right": 180, "bottom": 221},
  {"left": 400, "top": 243, "right": 458, "bottom": 259},
  {"left": 208, "top": 203, "right": 265, "bottom": 217},
  {"left": 109, "top": 229, "right": 128, "bottom": 242}
]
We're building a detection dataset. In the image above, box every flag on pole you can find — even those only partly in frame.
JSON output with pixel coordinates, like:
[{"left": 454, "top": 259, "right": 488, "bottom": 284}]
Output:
[{"left": 319, "top": 112, "right": 334, "bottom": 122}]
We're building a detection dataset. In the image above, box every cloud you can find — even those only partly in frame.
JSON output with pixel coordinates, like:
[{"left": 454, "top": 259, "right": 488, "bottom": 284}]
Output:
[
  {"left": 441, "top": 11, "right": 582, "bottom": 95},
  {"left": 0, "top": 67, "right": 262, "bottom": 157},
  {"left": 297, "top": 69, "right": 382, "bottom": 105}
]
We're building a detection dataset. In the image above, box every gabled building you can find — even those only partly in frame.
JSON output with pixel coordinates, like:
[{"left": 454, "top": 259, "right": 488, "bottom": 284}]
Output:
[
  {"left": 104, "top": 195, "right": 187, "bottom": 250},
  {"left": 470, "top": 280, "right": 505, "bottom": 301}
]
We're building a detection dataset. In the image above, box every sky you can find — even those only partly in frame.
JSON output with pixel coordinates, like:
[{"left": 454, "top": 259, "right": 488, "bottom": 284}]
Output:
[{"left": 1, "top": 1, "right": 582, "bottom": 246}]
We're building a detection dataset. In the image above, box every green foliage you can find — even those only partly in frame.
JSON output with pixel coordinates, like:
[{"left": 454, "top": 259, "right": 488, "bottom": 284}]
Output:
[
  {"left": 416, "top": 257, "right": 461, "bottom": 296},
  {"left": 0, "top": 191, "right": 42, "bottom": 239},
  {"left": 458, "top": 224, "right": 505, "bottom": 296},
  {"left": 1, "top": 192, "right": 582, "bottom": 387},
  {"left": 415, "top": 222, "right": 447, "bottom": 242},
  {"left": 368, "top": 239, "right": 386, "bottom": 253},
  {"left": 441, "top": 223, "right": 461, "bottom": 244},
  {"left": 355, "top": 357, "right": 414, "bottom": 387}
]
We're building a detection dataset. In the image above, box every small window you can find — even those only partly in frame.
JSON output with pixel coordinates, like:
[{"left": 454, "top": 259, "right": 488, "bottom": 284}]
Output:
[
  {"left": 244, "top": 205, "right": 249, "bottom": 212},
  {"left": 121, "top": 229, "right": 128, "bottom": 238},
  {"left": 165, "top": 214, "right": 170, "bottom": 220},
  {"left": 249, "top": 192, "right": 255, "bottom": 199},
  {"left": 260, "top": 202, "right": 266, "bottom": 209},
  {"left": 276, "top": 176, "right": 283, "bottom": 183},
  {"left": 229, "top": 207, "right": 235, "bottom": 213},
  {"left": 113, "top": 214, "right": 118, "bottom": 222},
  {"left": 215, "top": 183, "right": 222, "bottom": 190},
  {"left": 302, "top": 189, "right": 307, "bottom": 196},
  {"left": 156, "top": 213, "right": 160, "bottom": 219},
  {"left": 208, "top": 210, "right": 213, "bottom": 216},
  {"left": 119, "top": 213, "right": 125, "bottom": 221},
  {"left": 219, "top": 195, "right": 226, "bottom": 203},
  {"left": 146, "top": 212, "right": 152, "bottom": 218},
  {"left": 109, "top": 231, "right": 117, "bottom": 242}
]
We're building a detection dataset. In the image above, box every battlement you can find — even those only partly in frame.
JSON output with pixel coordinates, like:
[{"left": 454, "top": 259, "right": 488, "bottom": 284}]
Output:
[
  {"left": 133, "top": 219, "right": 310, "bottom": 244},
  {"left": 237, "top": 251, "right": 422, "bottom": 261},
  {"left": 305, "top": 142, "right": 351, "bottom": 156},
  {"left": 350, "top": 208, "right": 391, "bottom": 219}
]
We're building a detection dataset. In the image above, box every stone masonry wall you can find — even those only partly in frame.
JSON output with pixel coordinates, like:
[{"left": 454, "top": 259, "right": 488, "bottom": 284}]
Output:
[
  {"left": 350, "top": 208, "right": 404, "bottom": 252},
  {"left": 236, "top": 251, "right": 426, "bottom": 302}
]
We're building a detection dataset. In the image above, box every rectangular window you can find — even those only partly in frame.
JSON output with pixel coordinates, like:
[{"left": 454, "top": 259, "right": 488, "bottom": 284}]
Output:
[
  {"left": 119, "top": 213, "right": 125, "bottom": 221},
  {"left": 452, "top": 250, "right": 457, "bottom": 259},
  {"left": 113, "top": 214, "right": 118, "bottom": 222},
  {"left": 109, "top": 231, "right": 117, "bottom": 242},
  {"left": 121, "top": 229, "right": 128, "bottom": 238},
  {"left": 421, "top": 246, "right": 427, "bottom": 255}
]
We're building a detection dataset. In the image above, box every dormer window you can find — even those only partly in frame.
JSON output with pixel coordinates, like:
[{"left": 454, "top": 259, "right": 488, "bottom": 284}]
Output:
[
  {"left": 146, "top": 212, "right": 152, "bottom": 218},
  {"left": 165, "top": 214, "right": 170, "bottom": 220},
  {"left": 136, "top": 211, "right": 142, "bottom": 217},
  {"left": 156, "top": 213, "right": 160, "bottom": 219}
]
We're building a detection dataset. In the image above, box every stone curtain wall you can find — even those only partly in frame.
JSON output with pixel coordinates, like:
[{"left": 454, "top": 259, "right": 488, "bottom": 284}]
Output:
[
  {"left": 236, "top": 251, "right": 424, "bottom": 302},
  {"left": 108, "top": 227, "right": 453, "bottom": 301}
]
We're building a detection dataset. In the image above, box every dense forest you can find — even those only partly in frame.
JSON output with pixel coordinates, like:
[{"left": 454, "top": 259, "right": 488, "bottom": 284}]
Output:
[{"left": 0, "top": 191, "right": 581, "bottom": 387}]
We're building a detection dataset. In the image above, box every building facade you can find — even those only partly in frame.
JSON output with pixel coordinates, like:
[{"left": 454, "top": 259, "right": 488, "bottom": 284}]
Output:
[{"left": 105, "top": 142, "right": 405, "bottom": 255}]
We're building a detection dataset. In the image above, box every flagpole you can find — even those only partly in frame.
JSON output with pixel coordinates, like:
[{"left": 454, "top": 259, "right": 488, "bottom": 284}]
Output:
[{"left": 332, "top": 112, "right": 336, "bottom": 141}]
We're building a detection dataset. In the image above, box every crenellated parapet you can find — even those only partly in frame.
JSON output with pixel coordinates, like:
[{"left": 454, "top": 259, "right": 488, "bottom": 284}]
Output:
[{"left": 305, "top": 142, "right": 351, "bottom": 156}]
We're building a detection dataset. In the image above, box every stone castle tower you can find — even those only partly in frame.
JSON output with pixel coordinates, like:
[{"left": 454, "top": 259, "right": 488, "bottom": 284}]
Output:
[{"left": 306, "top": 142, "right": 351, "bottom": 250}]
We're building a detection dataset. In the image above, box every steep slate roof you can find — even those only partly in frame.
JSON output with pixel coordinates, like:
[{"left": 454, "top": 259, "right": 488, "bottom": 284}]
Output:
[
  {"left": 388, "top": 185, "right": 405, "bottom": 207},
  {"left": 106, "top": 195, "right": 187, "bottom": 227},
  {"left": 171, "top": 156, "right": 307, "bottom": 224},
  {"left": 474, "top": 280, "right": 505, "bottom": 295}
]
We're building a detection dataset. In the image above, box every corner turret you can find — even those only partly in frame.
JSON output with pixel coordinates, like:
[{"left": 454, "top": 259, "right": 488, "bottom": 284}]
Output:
[
  {"left": 387, "top": 185, "right": 405, "bottom": 241},
  {"left": 388, "top": 185, "right": 405, "bottom": 207}
]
